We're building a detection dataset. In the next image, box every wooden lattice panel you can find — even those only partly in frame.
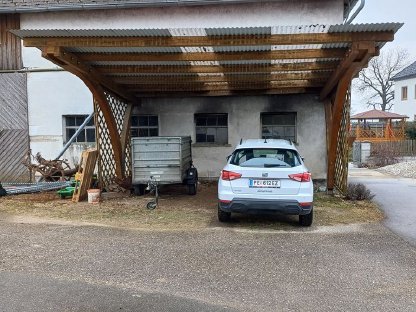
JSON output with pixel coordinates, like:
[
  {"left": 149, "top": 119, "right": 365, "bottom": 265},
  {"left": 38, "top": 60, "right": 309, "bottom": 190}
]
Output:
[
  {"left": 95, "top": 92, "right": 132, "bottom": 188},
  {"left": 124, "top": 130, "right": 132, "bottom": 178},
  {"left": 105, "top": 91, "right": 127, "bottom": 135},
  {"left": 334, "top": 88, "right": 351, "bottom": 194},
  {"left": 94, "top": 99, "right": 117, "bottom": 187},
  {"left": 105, "top": 91, "right": 132, "bottom": 179}
]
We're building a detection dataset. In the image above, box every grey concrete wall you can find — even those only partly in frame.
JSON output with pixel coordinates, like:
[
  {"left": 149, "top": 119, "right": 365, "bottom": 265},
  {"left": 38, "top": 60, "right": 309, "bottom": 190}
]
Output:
[{"left": 135, "top": 94, "right": 327, "bottom": 180}]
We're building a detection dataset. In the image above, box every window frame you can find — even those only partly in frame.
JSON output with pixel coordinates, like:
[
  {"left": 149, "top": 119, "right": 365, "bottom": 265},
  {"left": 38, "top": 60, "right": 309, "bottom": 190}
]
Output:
[
  {"left": 194, "top": 113, "right": 228, "bottom": 145},
  {"left": 401, "top": 86, "right": 408, "bottom": 100},
  {"left": 130, "top": 114, "right": 159, "bottom": 137},
  {"left": 261, "top": 112, "right": 297, "bottom": 142},
  {"left": 63, "top": 115, "right": 95, "bottom": 144}
]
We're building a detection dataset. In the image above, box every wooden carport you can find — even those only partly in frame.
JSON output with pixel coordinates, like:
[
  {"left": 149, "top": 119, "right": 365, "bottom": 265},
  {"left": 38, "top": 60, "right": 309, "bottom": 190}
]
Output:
[{"left": 11, "top": 23, "right": 402, "bottom": 193}]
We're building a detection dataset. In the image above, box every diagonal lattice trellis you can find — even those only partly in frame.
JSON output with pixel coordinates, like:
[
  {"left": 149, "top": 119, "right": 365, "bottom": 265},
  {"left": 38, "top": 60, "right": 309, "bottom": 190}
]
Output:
[
  {"left": 104, "top": 91, "right": 132, "bottom": 179},
  {"left": 124, "top": 129, "right": 132, "bottom": 178},
  {"left": 94, "top": 91, "right": 131, "bottom": 188},
  {"left": 334, "top": 88, "right": 351, "bottom": 194}
]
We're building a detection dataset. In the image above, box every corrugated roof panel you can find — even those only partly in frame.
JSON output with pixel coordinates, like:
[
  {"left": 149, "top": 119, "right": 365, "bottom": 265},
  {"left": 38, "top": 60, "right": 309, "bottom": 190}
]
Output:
[
  {"left": 90, "top": 61, "right": 192, "bottom": 66},
  {"left": 219, "top": 60, "right": 272, "bottom": 65},
  {"left": 272, "top": 44, "right": 323, "bottom": 50},
  {"left": 10, "top": 28, "right": 172, "bottom": 38},
  {"left": 321, "top": 43, "right": 350, "bottom": 49},
  {"left": 271, "top": 58, "right": 341, "bottom": 64},
  {"left": 182, "top": 47, "right": 214, "bottom": 53},
  {"left": 271, "top": 25, "right": 329, "bottom": 35},
  {"left": 169, "top": 28, "right": 207, "bottom": 36},
  {"left": 328, "top": 23, "right": 403, "bottom": 33},
  {"left": 190, "top": 61, "right": 220, "bottom": 66},
  {"left": 205, "top": 27, "right": 271, "bottom": 36},
  {"left": 67, "top": 47, "right": 183, "bottom": 53},
  {"left": 213, "top": 45, "right": 271, "bottom": 53},
  {"left": 10, "top": 23, "right": 403, "bottom": 40}
]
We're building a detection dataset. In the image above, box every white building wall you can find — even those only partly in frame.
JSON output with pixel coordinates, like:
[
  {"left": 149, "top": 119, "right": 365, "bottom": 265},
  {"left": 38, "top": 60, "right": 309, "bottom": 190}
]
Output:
[
  {"left": 19, "top": 0, "right": 343, "bottom": 173},
  {"left": 27, "top": 70, "right": 94, "bottom": 166},
  {"left": 394, "top": 77, "right": 416, "bottom": 121},
  {"left": 20, "top": 0, "right": 343, "bottom": 30}
]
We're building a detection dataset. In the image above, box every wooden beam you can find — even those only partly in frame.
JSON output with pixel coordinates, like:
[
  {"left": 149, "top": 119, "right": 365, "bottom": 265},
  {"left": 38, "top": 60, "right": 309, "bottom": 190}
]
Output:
[
  {"left": 22, "top": 31, "right": 395, "bottom": 48},
  {"left": 97, "top": 62, "right": 339, "bottom": 74},
  {"left": 114, "top": 72, "right": 331, "bottom": 84},
  {"left": 120, "top": 103, "right": 132, "bottom": 175},
  {"left": 326, "top": 46, "right": 377, "bottom": 191},
  {"left": 41, "top": 46, "right": 134, "bottom": 102},
  {"left": 79, "top": 49, "right": 346, "bottom": 62},
  {"left": 128, "top": 80, "right": 325, "bottom": 92},
  {"left": 42, "top": 48, "right": 128, "bottom": 181},
  {"left": 320, "top": 41, "right": 378, "bottom": 100},
  {"left": 134, "top": 88, "right": 320, "bottom": 97}
]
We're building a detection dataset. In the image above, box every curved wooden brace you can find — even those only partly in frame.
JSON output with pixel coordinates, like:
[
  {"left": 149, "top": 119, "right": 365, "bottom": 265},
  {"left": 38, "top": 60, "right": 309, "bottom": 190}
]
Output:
[{"left": 41, "top": 50, "right": 125, "bottom": 180}]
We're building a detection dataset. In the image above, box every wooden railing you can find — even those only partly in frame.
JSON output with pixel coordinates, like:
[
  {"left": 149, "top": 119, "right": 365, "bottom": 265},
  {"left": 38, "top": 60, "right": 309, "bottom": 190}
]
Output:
[{"left": 349, "top": 126, "right": 406, "bottom": 142}]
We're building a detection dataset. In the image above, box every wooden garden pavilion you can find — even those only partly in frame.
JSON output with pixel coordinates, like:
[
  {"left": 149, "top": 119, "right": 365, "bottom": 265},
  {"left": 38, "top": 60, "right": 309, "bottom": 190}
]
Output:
[
  {"left": 350, "top": 109, "right": 408, "bottom": 142},
  {"left": 11, "top": 23, "right": 402, "bottom": 193}
]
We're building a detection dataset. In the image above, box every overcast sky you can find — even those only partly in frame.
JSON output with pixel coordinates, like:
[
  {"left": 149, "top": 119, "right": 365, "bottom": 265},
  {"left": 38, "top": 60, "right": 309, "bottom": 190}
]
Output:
[{"left": 350, "top": 0, "right": 416, "bottom": 113}]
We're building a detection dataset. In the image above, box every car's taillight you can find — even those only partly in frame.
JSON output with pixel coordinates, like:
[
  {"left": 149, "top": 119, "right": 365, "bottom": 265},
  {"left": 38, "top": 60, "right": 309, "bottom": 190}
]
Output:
[
  {"left": 288, "top": 172, "right": 311, "bottom": 182},
  {"left": 221, "top": 170, "right": 242, "bottom": 181}
]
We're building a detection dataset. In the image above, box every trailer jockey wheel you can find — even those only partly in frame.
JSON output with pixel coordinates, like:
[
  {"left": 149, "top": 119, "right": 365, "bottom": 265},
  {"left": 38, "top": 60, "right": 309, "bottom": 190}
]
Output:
[
  {"left": 146, "top": 201, "right": 157, "bottom": 210},
  {"left": 146, "top": 176, "right": 159, "bottom": 210}
]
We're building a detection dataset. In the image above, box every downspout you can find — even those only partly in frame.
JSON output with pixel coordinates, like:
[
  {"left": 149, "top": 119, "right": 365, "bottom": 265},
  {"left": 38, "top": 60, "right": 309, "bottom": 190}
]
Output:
[
  {"left": 0, "top": 68, "right": 64, "bottom": 73},
  {"left": 55, "top": 112, "right": 95, "bottom": 160},
  {"left": 345, "top": 0, "right": 365, "bottom": 24}
]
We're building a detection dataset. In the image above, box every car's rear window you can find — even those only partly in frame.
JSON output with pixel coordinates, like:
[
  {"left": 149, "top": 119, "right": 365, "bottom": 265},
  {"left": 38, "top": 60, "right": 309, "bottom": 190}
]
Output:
[{"left": 230, "top": 148, "right": 301, "bottom": 168}]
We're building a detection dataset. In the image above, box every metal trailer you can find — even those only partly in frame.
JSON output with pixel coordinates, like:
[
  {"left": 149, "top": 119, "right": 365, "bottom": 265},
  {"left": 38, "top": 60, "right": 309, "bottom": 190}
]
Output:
[{"left": 131, "top": 136, "right": 198, "bottom": 195}]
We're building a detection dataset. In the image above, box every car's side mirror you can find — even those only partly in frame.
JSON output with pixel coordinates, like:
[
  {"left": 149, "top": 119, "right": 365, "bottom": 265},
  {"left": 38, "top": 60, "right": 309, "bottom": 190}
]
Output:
[
  {"left": 226, "top": 155, "right": 232, "bottom": 161},
  {"left": 301, "top": 157, "right": 305, "bottom": 162}
]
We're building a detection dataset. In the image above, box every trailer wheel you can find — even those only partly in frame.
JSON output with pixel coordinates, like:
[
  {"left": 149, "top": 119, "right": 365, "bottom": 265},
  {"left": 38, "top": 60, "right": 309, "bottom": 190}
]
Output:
[
  {"left": 188, "top": 183, "right": 197, "bottom": 195},
  {"left": 133, "top": 184, "right": 146, "bottom": 196}
]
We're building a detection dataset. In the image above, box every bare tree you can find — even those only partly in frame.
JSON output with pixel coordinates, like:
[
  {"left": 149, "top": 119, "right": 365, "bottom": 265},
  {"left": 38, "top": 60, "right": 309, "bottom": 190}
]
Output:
[{"left": 355, "top": 48, "right": 409, "bottom": 111}]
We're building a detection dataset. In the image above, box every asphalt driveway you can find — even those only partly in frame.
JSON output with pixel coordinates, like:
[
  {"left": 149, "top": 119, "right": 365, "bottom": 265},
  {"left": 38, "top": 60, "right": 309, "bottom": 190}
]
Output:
[
  {"left": 349, "top": 167, "right": 416, "bottom": 246},
  {"left": 1, "top": 218, "right": 415, "bottom": 312}
]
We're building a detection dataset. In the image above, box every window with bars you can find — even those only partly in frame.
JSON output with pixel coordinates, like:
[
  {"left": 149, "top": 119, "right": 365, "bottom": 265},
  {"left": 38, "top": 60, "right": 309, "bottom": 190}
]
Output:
[
  {"left": 130, "top": 115, "right": 159, "bottom": 137},
  {"left": 261, "top": 113, "right": 297, "bottom": 142},
  {"left": 64, "top": 115, "right": 95, "bottom": 143},
  {"left": 195, "top": 114, "right": 228, "bottom": 144}
]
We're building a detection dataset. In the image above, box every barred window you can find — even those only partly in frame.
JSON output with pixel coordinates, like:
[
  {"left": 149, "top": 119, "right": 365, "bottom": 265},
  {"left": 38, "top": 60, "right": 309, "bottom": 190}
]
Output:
[
  {"left": 131, "top": 115, "right": 159, "bottom": 137},
  {"left": 261, "top": 113, "right": 296, "bottom": 142},
  {"left": 64, "top": 115, "right": 95, "bottom": 143},
  {"left": 195, "top": 114, "right": 228, "bottom": 144}
]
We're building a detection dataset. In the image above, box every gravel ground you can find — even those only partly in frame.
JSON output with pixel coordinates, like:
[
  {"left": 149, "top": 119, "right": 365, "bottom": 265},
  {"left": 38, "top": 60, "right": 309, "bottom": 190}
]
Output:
[
  {"left": 1, "top": 221, "right": 416, "bottom": 312},
  {"left": 378, "top": 161, "right": 416, "bottom": 179}
]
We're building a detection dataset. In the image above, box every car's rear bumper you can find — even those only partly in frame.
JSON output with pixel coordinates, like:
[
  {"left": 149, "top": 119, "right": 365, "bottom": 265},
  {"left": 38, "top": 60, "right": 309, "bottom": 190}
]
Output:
[{"left": 219, "top": 198, "right": 312, "bottom": 215}]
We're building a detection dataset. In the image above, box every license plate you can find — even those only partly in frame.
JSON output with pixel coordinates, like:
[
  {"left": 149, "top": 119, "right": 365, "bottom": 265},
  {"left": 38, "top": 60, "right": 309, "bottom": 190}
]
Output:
[{"left": 249, "top": 179, "right": 280, "bottom": 188}]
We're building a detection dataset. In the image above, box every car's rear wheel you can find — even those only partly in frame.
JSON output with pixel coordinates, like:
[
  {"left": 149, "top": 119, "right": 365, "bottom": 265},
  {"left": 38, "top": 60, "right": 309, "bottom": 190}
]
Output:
[
  {"left": 218, "top": 204, "right": 231, "bottom": 222},
  {"left": 299, "top": 208, "right": 313, "bottom": 226}
]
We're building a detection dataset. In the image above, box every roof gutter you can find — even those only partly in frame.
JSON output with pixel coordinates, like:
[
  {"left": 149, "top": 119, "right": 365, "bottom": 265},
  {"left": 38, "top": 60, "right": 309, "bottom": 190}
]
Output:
[
  {"left": 0, "top": 0, "right": 285, "bottom": 13},
  {"left": 345, "top": 0, "right": 365, "bottom": 24}
]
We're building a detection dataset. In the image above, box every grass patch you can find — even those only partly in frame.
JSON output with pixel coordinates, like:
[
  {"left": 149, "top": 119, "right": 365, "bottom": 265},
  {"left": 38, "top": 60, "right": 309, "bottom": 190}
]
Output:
[{"left": 0, "top": 183, "right": 383, "bottom": 230}]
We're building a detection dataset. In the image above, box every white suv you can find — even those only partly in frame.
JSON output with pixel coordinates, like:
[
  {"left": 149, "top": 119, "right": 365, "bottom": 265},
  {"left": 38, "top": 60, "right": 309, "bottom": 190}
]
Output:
[{"left": 217, "top": 139, "right": 314, "bottom": 226}]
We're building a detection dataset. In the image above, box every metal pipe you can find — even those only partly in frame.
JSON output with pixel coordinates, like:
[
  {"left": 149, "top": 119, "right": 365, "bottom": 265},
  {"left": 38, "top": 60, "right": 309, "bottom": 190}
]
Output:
[
  {"left": 55, "top": 112, "right": 95, "bottom": 160},
  {"left": 345, "top": 0, "right": 365, "bottom": 24},
  {"left": 0, "top": 68, "right": 64, "bottom": 74}
]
